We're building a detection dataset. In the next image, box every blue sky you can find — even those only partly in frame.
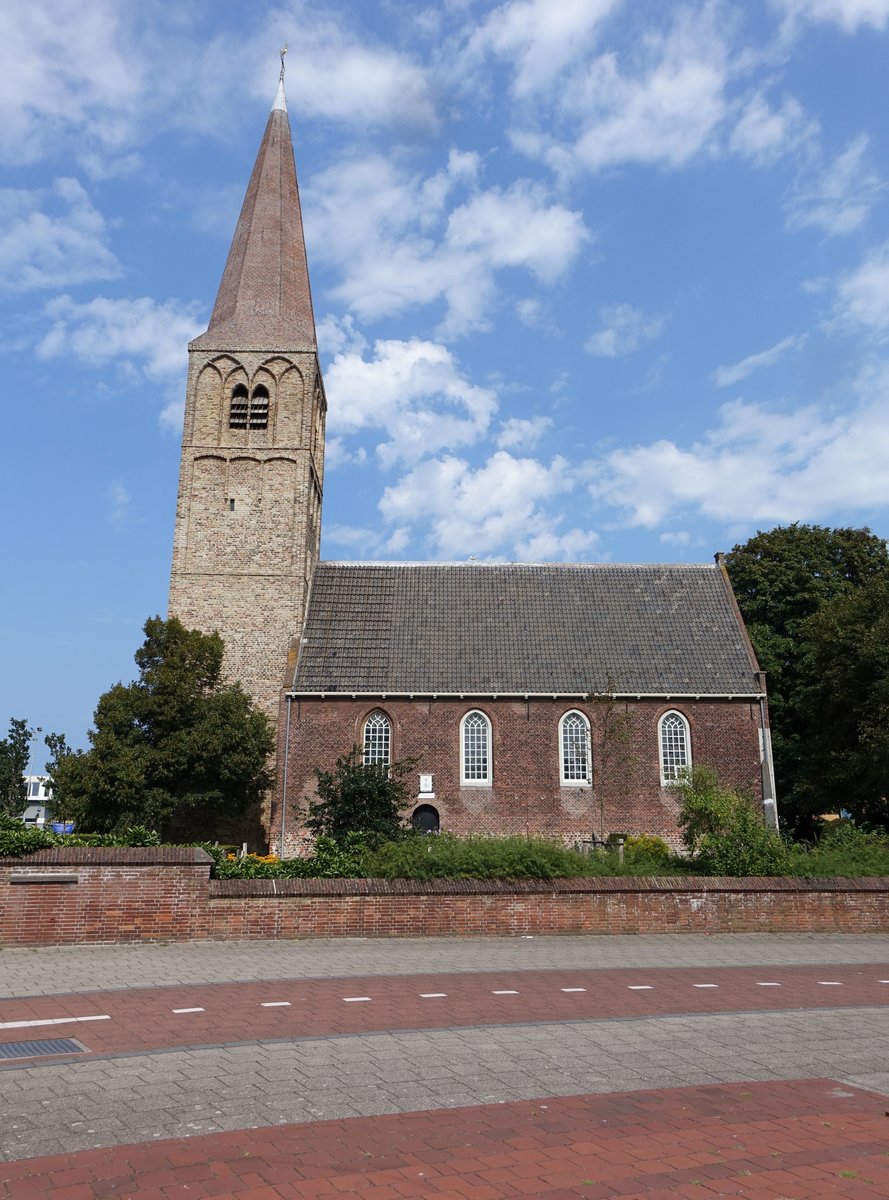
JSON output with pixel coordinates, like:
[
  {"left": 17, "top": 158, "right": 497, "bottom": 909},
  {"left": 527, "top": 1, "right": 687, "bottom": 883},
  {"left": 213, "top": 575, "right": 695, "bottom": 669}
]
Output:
[{"left": 3, "top": 0, "right": 889, "bottom": 763}]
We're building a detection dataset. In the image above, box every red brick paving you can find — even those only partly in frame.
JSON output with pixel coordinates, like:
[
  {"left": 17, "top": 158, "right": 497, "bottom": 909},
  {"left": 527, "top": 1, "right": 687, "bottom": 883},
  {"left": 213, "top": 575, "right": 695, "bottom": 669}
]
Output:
[
  {"left": 2, "top": 1079, "right": 888, "bottom": 1198},
  {"left": 1, "top": 965, "right": 887, "bottom": 1064}
]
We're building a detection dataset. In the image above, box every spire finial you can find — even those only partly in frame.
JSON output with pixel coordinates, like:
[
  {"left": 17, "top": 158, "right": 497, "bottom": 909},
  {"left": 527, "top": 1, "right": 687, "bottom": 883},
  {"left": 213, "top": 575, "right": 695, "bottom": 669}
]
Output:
[{"left": 274, "top": 45, "right": 288, "bottom": 112}]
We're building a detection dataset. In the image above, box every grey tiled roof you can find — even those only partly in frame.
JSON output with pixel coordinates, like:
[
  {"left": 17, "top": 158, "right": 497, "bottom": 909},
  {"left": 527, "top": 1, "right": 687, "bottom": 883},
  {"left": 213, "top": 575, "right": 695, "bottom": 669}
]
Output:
[{"left": 290, "top": 562, "right": 761, "bottom": 696}]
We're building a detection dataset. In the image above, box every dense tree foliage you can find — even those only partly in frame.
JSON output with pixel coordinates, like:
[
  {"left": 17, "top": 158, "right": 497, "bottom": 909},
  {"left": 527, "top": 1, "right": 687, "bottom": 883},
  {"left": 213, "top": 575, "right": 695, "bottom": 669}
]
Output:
[
  {"left": 53, "top": 617, "right": 274, "bottom": 839},
  {"left": 725, "top": 524, "right": 889, "bottom": 833},
  {"left": 0, "top": 718, "right": 32, "bottom": 816},
  {"left": 308, "top": 747, "right": 416, "bottom": 845},
  {"left": 796, "top": 577, "right": 889, "bottom": 829}
]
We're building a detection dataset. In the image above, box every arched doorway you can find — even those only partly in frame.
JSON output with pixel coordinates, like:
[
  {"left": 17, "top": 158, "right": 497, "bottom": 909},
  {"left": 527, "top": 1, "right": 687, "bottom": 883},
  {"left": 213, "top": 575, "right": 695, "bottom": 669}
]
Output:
[{"left": 411, "top": 804, "right": 440, "bottom": 834}]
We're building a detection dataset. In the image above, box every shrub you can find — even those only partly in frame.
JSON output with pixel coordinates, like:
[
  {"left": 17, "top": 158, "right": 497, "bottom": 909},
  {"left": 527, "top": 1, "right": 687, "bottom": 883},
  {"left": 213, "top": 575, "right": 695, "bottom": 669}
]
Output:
[
  {"left": 675, "top": 766, "right": 790, "bottom": 876},
  {"left": 788, "top": 821, "right": 889, "bottom": 878},
  {"left": 308, "top": 748, "right": 416, "bottom": 846},
  {"left": 622, "top": 834, "right": 671, "bottom": 867},
  {"left": 365, "top": 833, "right": 620, "bottom": 880},
  {"left": 0, "top": 818, "right": 161, "bottom": 858}
]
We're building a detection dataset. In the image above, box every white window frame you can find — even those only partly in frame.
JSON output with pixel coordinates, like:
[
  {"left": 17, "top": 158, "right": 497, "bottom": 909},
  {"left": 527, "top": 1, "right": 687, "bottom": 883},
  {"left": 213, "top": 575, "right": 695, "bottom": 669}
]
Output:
[
  {"left": 559, "top": 710, "right": 591, "bottom": 787},
  {"left": 362, "top": 710, "right": 391, "bottom": 767},
  {"left": 460, "top": 710, "right": 492, "bottom": 786},
  {"left": 658, "top": 710, "right": 691, "bottom": 785}
]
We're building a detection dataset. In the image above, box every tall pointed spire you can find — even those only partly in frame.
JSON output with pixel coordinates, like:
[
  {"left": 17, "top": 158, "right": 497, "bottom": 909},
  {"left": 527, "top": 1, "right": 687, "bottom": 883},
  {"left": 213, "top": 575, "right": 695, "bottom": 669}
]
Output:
[{"left": 192, "top": 54, "right": 316, "bottom": 351}]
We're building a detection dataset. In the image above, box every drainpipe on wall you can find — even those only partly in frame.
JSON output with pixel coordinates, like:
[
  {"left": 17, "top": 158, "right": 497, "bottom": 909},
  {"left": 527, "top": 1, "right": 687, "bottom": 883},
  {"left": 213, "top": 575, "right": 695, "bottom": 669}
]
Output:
[
  {"left": 279, "top": 694, "right": 293, "bottom": 855},
  {"left": 758, "top": 684, "right": 779, "bottom": 831}
]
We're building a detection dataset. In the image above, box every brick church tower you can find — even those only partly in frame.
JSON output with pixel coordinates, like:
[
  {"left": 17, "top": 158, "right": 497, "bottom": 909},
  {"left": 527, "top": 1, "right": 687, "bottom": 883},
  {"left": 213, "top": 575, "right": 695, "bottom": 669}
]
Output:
[{"left": 169, "top": 75, "right": 325, "bottom": 722}]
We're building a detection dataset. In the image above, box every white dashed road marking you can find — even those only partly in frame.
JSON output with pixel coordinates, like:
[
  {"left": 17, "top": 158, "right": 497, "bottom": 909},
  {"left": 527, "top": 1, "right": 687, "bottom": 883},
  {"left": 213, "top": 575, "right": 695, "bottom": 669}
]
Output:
[
  {"left": 343, "top": 997, "right": 372, "bottom": 1002},
  {"left": 492, "top": 990, "right": 519, "bottom": 995},
  {"left": 0, "top": 1014, "right": 111, "bottom": 1031},
  {"left": 628, "top": 986, "right": 653, "bottom": 990},
  {"left": 818, "top": 982, "right": 842, "bottom": 986},
  {"left": 419, "top": 993, "right": 447, "bottom": 998},
  {"left": 561, "top": 988, "right": 587, "bottom": 993},
  {"left": 756, "top": 982, "right": 781, "bottom": 987},
  {"left": 693, "top": 984, "right": 719, "bottom": 989},
  {"left": 260, "top": 1002, "right": 292, "bottom": 1007},
  {"left": 172, "top": 1008, "right": 205, "bottom": 1014}
]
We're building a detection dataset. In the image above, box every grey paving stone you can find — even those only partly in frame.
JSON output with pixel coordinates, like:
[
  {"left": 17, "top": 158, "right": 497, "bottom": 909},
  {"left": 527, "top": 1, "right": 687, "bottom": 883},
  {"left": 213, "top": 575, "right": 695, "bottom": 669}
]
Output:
[
  {"left": 3, "top": 933, "right": 888, "bottom": 998},
  {"left": 4, "top": 1004, "right": 889, "bottom": 1161}
]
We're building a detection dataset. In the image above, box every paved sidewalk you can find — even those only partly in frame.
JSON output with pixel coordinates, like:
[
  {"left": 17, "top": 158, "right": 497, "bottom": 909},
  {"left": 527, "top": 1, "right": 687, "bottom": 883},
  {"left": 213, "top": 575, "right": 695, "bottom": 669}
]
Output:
[
  {"left": 3, "top": 1078, "right": 888, "bottom": 1198},
  {"left": 2, "top": 933, "right": 888, "bottom": 998},
  {"left": 4, "top": 1006, "right": 889, "bottom": 1160}
]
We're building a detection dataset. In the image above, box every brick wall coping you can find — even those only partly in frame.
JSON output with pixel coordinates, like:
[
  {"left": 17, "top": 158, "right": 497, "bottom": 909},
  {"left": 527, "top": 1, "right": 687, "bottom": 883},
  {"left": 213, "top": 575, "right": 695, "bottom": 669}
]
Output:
[
  {"left": 0, "top": 846, "right": 213, "bottom": 866},
  {"left": 209, "top": 875, "right": 889, "bottom": 898}
]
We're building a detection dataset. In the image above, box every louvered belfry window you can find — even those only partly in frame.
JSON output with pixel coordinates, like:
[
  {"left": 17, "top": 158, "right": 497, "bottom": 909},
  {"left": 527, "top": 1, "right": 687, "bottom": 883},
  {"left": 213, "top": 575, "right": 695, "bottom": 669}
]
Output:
[
  {"left": 229, "top": 384, "right": 249, "bottom": 428},
  {"left": 229, "top": 384, "right": 269, "bottom": 430},
  {"left": 363, "top": 711, "right": 391, "bottom": 766},
  {"left": 249, "top": 385, "right": 269, "bottom": 429}
]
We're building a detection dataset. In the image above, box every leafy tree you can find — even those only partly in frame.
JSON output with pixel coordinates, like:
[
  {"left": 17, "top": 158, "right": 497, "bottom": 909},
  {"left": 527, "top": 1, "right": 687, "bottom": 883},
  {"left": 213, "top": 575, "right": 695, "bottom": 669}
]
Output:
[
  {"left": 0, "top": 718, "right": 33, "bottom": 816},
  {"left": 795, "top": 577, "right": 889, "bottom": 829},
  {"left": 675, "top": 767, "right": 789, "bottom": 876},
  {"left": 725, "top": 524, "right": 889, "bottom": 833},
  {"left": 53, "top": 616, "right": 274, "bottom": 839},
  {"left": 308, "top": 747, "right": 417, "bottom": 845}
]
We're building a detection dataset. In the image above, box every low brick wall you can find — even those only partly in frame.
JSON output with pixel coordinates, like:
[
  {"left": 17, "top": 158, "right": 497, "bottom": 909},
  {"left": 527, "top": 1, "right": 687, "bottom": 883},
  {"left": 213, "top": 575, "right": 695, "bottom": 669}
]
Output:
[
  {"left": 0, "top": 848, "right": 212, "bottom": 945},
  {"left": 3, "top": 850, "right": 889, "bottom": 945}
]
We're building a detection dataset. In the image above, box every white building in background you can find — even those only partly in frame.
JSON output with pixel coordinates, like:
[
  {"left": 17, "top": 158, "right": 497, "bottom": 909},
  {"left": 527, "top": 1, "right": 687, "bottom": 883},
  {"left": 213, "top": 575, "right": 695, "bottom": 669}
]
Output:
[{"left": 22, "top": 775, "right": 53, "bottom": 826}]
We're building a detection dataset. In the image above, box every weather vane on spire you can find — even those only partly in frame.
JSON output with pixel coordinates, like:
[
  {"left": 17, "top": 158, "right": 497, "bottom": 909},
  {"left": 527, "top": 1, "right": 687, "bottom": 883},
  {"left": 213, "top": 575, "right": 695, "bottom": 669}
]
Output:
[{"left": 280, "top": 44, "right": 288, "bottom": 83}]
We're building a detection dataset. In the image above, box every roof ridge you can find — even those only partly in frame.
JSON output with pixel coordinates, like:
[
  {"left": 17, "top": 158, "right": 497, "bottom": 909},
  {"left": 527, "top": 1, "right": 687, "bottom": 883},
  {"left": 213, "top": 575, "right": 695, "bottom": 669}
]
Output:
[{"left": 317, "top": 560, "right": 718, "bottom": 569}]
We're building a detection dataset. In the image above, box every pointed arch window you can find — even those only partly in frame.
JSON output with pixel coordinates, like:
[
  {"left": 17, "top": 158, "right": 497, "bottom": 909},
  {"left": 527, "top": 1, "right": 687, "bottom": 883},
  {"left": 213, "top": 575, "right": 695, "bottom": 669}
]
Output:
[
  {"left": 362, "top": 710, "right": 391, "bottom": 767},
  {"left": 560, "top": 710, "right": 591, "bottom": 786},
  {"left": 228, "top": 383, "right": 270, "bottom": 430},
  {"left": 461, "top": 710, "right": 491, "bottom": 786},
  {"left": 249, "top": 384, "right": 269, "bottom": 429},
  {"left": 659, "top": 710, "right": 691, "bottom": 785},
  {"left": 229, "top": 383, "right": 249, "bottom": 428}
]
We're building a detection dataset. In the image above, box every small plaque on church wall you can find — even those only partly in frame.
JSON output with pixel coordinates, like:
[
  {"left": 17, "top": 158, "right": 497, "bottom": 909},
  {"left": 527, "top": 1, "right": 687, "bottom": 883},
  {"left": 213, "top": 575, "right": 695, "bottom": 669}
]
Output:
[{"left": 419, "top": 774, "right": 434, "bottom": 793}]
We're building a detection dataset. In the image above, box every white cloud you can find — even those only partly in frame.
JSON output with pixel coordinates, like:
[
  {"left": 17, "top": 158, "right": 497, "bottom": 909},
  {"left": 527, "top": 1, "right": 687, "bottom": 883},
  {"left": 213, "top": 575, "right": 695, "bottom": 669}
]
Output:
[
  {"left": 264, "top": 5, "right": 436, "bottom": 129},
  {"left": 711, "top": 333, "right": 807, "bottom": 387},
  {"left": 589, "top": 387, "right": 889, "bottom": 527},
  {"left": 585, "top": 303, "right": 665, "bottom": 357},
  {"left": 785, "top": 135, "right": 884, "bottom": 236},
  {"left": 519, "top": 5, "right": 733, "bottom": 177},
  {"left": 469, "top": 0, "right": 622, "bottom": 96},
  {"left": 729, "top": 93, "right": 817, "bottom": 166},
  {"left": 773, "top": 0, "right": 889, "bottom": 33},
  {"left": 496, "top": 416, "right": 554, "bottom": 449},
  {"left": 834, "top": 242, "right": 889, "bottom": 336},
  {"left": 106, "top": 480, "right": 131, "bottom": 525},
  {"left": 0, "top": 178, "right": 119, "bottom": 291},
  {"left": 0, "top": 0, "right": 143, "bottom": 166},
  {"left": 38, "top": 294, "right": 205, "bottom": 377},
  {"left": 36, "top": 294, "right": 204, "bottom": 430},
  {"left": 380, "top": 450, "right": 597, "bottom": 560},
  {"left": 660, "top": 530, "right": 693, "bottom": 546},
  {"left": 307, "top": 155, "right": 588, "bottom": 335},
  {"left": 325, "top": 338, "right": 498, "bottom": 466}
]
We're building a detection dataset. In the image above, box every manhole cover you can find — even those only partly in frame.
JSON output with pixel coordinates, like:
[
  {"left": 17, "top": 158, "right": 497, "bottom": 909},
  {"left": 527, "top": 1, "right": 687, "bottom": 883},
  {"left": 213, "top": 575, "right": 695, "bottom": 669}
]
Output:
[{"left": 0, "top": 1038, "right": 85, "bottom": 1061}]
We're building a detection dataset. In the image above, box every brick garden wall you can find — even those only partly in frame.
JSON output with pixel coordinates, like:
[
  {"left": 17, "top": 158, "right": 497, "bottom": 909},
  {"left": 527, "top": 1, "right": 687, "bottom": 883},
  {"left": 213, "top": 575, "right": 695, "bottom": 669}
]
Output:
[
  {"left": 273, "top": 695, "right": 766, "bottom": 855},
  {"left": 0, "top": 848, "right": 212, "bottom": 946},
  {"left": 3, "top": 850, "right": 888, "bottom": 946}
]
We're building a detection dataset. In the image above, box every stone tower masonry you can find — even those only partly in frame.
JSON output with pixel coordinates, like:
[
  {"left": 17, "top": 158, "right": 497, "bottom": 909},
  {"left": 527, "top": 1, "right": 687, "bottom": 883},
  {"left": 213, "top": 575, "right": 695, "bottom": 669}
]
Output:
[{"left": 169, "top": 78, "right": 325, "bottom": 723}]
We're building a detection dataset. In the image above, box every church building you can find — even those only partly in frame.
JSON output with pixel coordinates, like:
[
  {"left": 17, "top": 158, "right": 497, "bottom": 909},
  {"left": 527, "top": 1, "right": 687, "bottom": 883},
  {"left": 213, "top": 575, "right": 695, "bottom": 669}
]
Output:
[{"left": 169, "top": 77, "right": 777, "bottom": 854}]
